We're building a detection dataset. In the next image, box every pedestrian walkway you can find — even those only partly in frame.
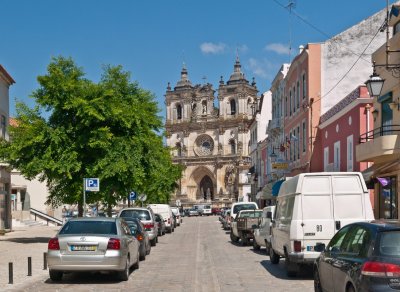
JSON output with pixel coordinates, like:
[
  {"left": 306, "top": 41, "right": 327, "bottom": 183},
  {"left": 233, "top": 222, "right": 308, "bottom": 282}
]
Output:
[{"left": 0, "top": 225, "right": 59, "bottom": 291}]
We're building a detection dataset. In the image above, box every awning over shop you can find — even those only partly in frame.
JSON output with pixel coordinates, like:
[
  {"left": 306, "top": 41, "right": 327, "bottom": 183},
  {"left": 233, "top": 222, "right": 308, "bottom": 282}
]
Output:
[
  {"left": 272, "top": 179, "right": 285, "bottom": 196},
  {"left": 361, "top": 160, "right": 400, "bottom": 189},
  {"left": 256, "top": 183, "right": 273, "bottom": 200}
]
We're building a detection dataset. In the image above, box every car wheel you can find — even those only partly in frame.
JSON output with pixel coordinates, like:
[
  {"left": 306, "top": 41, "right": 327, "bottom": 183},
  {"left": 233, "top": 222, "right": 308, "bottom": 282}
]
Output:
[
  {"left": 285, "top": 255, "right": 298, "bottom": 277},
  {"left": 49, "top": 270, "right": 63, "bottom": 281},
  {"left": 269, "top": 248, "right": 280, "bottom": 264},
  {"left": 230, "top": 230, "right": 239, "bottom": 243},
  {"left": 146, "top": 244, "right": 151, "bottom": 255},
  {"left": 156, "top": 236, "right": 159, "bottom": 243},
  {"left": 314, "top": 268, "right": 323, "bottom": 292},
  {"left": 132, "top": 252, "right": 139, "bottom": 270},
  {"left": 151, "top": 238, "right": 157, "bottom": 247},
  {"left": 118, "top": 257, "right": 130, "bottom": 281},
  {"left": 139, "top": 246, "right": 146, "bottom": 261},
  {"left": 253, "top": 239, "right": 261, "bottom": 250}
]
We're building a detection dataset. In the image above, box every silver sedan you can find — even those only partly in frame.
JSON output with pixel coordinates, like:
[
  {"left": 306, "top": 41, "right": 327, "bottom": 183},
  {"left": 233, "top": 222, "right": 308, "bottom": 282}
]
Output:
[{"left": 47, "top": 217, "right": 140, "bottom": 281}]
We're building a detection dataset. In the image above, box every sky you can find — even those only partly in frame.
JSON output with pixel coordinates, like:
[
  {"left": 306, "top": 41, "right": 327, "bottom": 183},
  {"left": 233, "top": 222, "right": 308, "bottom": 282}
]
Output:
[{"left": 0, "top": 0, "right": 396, "bottom": 119}]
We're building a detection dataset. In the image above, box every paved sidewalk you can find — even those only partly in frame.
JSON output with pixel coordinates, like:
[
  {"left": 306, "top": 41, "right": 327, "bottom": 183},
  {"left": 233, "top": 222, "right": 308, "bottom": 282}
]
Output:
[{"left": 0, "top": 225, "right": 60, "bottom": 291}]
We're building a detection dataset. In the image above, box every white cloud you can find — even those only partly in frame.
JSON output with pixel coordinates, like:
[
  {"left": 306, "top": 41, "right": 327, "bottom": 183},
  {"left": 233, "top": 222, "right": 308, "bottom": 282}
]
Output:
[
  {"left": 247, "top": 58, "right": 274, "bottom": 79},
  {"left": 200, "top": 42, "right": 226, "bottom": 54},
  {"left": 264, "top": 43, "right": 290, "bottom": 55}
]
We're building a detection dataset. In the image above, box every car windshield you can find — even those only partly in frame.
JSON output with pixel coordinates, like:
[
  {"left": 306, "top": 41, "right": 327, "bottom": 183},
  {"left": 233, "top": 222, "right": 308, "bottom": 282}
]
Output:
[
  {"left": 233, "top": 204, "right": 257, "bottom": 214},
  {"left": 239, "top": 211, "right": 263, "bottom": 218},
  {"left": 59, "top": 221, "right": 117, "bottom": 235},
  {"left": 378, "top": 231, "right": 400, "bottom": 256},
  {"left": 120, "top": 210, "right": 151, "bottom": 220}
]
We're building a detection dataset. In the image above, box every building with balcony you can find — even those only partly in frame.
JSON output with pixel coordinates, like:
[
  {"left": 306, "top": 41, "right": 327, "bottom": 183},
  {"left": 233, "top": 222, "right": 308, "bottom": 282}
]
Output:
[{"left": 356, "top": 3, "right": 400, "bottom": 219}]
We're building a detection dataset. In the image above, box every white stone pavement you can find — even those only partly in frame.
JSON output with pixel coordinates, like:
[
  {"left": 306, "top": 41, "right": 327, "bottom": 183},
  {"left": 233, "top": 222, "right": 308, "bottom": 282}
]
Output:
[{"left": 0, "top": 225, "right": 60, "bottom": 291}]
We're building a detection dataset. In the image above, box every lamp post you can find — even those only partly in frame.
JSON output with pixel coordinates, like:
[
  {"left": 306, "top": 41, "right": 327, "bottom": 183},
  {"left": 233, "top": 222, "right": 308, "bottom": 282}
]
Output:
[{"left": 365, "top": 65, "right": 385, "bottom": 98}]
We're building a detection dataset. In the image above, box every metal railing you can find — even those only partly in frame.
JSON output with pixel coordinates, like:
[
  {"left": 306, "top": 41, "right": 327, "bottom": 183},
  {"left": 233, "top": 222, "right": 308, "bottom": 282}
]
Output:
[
  {"left": 359, "top": 125, "right": 400, "bottom": 143},
  {"left": 30, "top": 208, "right": 63, "bottom": 226}
]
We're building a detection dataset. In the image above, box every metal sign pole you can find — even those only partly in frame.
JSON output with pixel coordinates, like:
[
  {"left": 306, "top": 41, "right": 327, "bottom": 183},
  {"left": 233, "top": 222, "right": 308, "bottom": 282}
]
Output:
[{"left": 83, "top": 178, "right": 86, "bottom": 217}]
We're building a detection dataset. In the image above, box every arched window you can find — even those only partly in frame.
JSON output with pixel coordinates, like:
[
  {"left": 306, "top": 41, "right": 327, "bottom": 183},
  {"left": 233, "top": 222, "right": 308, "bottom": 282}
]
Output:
[
  {"left": 176, "top": 104, "right": 182, "bottom": 120},
  {"left": 230, "top": 99, "right": 236, "bottom": 115},
  {"left": 202, "top": 100, "right": 207, "bottom": 115},
  {"left": 230, "top": 139, "right": 236, "bottom": 154},
  {"left": 176, "top": 142, "right": 182, "bottom": 157}
]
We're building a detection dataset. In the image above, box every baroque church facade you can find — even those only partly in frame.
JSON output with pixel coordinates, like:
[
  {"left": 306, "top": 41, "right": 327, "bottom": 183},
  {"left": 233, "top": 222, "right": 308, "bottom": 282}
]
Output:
[{"left": 165, "top": 58, "right": 260, "bottom": 207}]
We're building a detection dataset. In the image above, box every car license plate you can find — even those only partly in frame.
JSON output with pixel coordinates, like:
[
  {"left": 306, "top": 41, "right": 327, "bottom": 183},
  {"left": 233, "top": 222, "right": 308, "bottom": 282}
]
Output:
[
  {"left": 71, "top": 245, "right": 96, "bottom": 251},
  {"left": 307, "top": 246, "right": 314, "bottom": 251}
]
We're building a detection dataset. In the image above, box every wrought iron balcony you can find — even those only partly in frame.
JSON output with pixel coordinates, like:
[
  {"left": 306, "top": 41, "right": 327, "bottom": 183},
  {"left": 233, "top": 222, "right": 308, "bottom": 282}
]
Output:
[{"left": 359, "top": 125, "right": 400, "bottom": 143}]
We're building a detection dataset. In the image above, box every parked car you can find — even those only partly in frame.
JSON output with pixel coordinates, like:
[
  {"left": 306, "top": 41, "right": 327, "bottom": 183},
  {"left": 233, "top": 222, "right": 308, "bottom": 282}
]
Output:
[
  {"left": 222, "top": 210, "right": 231, "bottom": 230},
  {"left": 188, "top": 209, "right": 199, "bottom": 217},
  {"left": 172, "top": 212, "right": 177, "bottom": 228},
  {"left": 154, "top": 213, "right": 166, "bottom": 236},
  {"left": 212, "top": 207, "right": 221, "bottom": 216},
  {"left": 253, "top": 206, "right": 276, "bottom": 253},
  {"left": 202, "top": 205, "right": 212, "bottom": 216},
  {"left": 171, "top": 207, "right": 182, "bottom": 226},
  {"left": 118, "top": 207, "right": 158, "bottom": 246},
  {"left": 230, "top": 209, "right": 263, "bottom": 245},
  {"left": 124, "top": 218, "right": 151, "bottom": 261},
  {"left": 47, "top": 217, "right": 140, "bottom": 281},
  {"left": 230, "top": 202, "right": 258, "bottom": 221},
  {"left": 269, "top": 172, "right": 374, "bottom": 277},
  {"left": 314, "top": 220, "right": 400, "bottom": 292},
  {"left": 148, "top": 204, "right": 174, "bottom": 233}
]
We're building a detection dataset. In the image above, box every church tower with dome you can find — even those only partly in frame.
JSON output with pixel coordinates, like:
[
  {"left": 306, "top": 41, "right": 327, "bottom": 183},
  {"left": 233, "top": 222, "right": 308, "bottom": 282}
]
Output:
[{"left": 165, "top": 58, "right": 260, "bottom": 207}]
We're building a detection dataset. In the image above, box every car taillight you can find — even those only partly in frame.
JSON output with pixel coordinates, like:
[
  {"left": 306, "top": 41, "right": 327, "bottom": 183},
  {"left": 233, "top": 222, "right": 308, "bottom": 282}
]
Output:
[
  {"left": 294, "top": 240, "right": 302, "bottom": 252},
  {"left": 48, "top": 238, "right": 60, "bottom": 250},
  {"left": 144, "top": 223, "right": 154, "bottom": 229},
  {"left": 362, "top": 261, "right": 400, "bottom": 277},
  {"left": 137, "top": 234, "right": 144, "bottom": 241},
  {"left": 107, "top": 238, "right": 121, "bottom": 250}
]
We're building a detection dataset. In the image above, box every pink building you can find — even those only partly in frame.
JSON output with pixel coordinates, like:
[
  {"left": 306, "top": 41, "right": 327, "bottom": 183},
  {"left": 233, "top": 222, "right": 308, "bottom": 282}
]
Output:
[
  {"left": 283, "top": 44, "right": 322, "bottom": 176},
  {"left": 318, "top": 85, "right": 375, "bottom": 208}
]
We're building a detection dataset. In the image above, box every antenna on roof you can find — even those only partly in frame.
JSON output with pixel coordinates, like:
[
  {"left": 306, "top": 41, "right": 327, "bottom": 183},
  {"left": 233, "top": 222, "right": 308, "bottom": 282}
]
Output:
[{"left": 286, "top": 0, "right": 296, "bottom": 63}]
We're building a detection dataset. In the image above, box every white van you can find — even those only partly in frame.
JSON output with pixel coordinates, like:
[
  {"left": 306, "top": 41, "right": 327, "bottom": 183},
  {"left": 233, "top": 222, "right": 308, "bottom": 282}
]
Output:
[
  {"left": 148, "top": 204, "right": 174, "bottom": 233},
  {"left": 230, "top": 202, "right": 258, "bottom": 220},
  {"left": 269, "top": 172, "right": 374, "bottom": 277}
]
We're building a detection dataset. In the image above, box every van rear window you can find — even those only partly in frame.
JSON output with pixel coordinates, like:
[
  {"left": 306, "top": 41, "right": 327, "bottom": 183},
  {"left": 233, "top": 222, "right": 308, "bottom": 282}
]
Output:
[{"left": 233, "top": 204, "right": 257, "bottom": 214}]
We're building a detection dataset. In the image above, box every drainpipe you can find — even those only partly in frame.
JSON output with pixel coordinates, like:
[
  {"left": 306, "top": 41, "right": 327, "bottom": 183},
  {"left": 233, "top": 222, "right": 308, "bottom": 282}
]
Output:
[{"left": 365, "top": 104, "right": 371, "bottom": 168}]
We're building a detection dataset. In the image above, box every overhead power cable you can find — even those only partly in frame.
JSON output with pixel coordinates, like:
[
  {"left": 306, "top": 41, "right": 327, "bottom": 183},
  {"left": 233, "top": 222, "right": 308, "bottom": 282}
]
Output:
[{"left": 271, "top": 0, "right": 373, "bottom": 63}]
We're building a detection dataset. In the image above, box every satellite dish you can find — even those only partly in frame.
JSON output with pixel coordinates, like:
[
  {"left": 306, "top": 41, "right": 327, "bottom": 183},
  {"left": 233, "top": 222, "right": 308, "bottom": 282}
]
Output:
[{"left": 138, "top": 194, "right": 147, "bottom": 202}]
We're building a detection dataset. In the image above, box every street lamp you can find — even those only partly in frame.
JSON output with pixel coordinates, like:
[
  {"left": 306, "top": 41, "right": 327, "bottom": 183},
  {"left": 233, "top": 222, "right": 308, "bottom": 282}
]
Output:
[{"left": 365, "top": 64, "right": 385, "bottom": 98}]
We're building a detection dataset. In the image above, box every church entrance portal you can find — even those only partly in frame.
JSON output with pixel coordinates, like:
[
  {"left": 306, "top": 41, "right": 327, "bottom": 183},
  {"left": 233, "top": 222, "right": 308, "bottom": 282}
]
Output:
[{"left": 199, "top": 175, "right": 214, "bottom": 201}]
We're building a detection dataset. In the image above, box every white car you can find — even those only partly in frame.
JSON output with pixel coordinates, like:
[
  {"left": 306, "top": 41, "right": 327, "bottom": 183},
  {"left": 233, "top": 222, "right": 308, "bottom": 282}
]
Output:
[
  {"left": 171, "top": 207, "right": 182, "bottom": 226},
  {"left": 148, "top": 204, "right": 174, "bottom": 233},
  {"left": 253, "top": 206, "right": 275, "bottom": 252}
]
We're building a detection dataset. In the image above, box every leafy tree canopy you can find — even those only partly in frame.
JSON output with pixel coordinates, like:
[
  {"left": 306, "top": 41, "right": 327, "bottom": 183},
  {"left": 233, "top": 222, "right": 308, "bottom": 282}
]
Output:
[{"left": 0, "top": 56, "right": 182, "bottom": 214}]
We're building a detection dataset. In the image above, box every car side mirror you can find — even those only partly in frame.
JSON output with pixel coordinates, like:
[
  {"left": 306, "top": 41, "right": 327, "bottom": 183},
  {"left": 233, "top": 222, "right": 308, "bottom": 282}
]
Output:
[
  {"left": 252, "top": 224, "right": 258, "bottom": 229},
  {"left": 314, "top": 243, "right": 326, "bottom": 252},
  {"left": 266, "top": 211, "right": 272, "bottom": 219}
]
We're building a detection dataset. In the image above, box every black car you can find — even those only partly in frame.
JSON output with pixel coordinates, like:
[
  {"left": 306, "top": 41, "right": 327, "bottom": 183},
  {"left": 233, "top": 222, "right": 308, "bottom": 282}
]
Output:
[
  {"left": 314, "top": 220, "right": 400, "bottom": 292},
  {"left": 123, "top": 218, "right": 151, "bottom": 261}
]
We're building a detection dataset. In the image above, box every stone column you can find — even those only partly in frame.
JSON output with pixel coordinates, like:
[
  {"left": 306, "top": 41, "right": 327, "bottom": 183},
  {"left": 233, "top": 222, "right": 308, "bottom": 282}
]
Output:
[{"left": 16, "top": 190, "right": 22, "bottom": 211}]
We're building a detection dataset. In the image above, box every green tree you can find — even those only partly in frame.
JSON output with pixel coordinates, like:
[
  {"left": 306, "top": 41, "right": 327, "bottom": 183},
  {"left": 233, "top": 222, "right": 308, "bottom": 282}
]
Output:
[{"left": 0, "top": 56, "right": 181, "bottom": 216}]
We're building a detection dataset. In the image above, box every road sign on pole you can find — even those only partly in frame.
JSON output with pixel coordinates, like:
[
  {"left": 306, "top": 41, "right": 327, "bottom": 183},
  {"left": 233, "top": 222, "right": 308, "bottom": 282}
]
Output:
[
  {"left": 85, "top": 178, "right": 100, "bottom": 192},
  {"left": 129, "top": 191, "right": 137, "bottom": 201},
  {"left": 83, "top": 178, "right": 100, "bottom": 217}
]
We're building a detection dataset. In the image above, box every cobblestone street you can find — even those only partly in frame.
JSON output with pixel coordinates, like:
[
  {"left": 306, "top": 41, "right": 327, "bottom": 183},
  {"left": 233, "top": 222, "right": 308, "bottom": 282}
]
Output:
[{"left": 1, "top": 216, "right": 313, "bottom": 292}]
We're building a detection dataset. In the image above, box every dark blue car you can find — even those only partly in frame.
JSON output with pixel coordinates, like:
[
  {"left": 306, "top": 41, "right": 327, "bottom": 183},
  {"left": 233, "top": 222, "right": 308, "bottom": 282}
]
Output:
[{"left": 314, "top": 220, "right": 400, "bottom": 292}]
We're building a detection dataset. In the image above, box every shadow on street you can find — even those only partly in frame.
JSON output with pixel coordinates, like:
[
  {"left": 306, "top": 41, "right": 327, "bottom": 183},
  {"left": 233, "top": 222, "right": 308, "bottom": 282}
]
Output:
[
  {"left": 260, "top": 260, "right": 313, "bottom": 280},
  {"left": 4, "top": 237, "right": 51, "bottom": 244}
]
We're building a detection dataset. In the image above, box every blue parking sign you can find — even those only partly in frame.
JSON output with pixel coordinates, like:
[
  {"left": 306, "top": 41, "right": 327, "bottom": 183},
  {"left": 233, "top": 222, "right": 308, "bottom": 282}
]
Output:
[
  {"left": 129, "top": 191, "right": 137, "bottom": 201},
  {"left": 85, "top": 178, "right": 100, "bottom": 192}
]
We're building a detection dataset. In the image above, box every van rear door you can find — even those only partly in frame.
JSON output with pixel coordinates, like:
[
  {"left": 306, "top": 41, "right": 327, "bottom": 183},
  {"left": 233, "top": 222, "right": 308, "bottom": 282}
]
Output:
[
  {"left": 300, "top": 175, "right": 335, "bottom": 251},
  {"left": 331, "top": 175, "right": 367, "bottom": 231}
]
